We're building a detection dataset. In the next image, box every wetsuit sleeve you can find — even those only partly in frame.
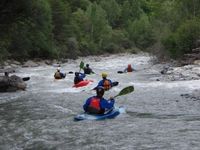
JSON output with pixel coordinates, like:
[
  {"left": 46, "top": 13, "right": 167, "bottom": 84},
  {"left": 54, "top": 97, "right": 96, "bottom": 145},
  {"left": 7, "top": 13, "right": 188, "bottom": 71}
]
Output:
[
  {"left": 79, "top": 72, "right": 86, "bottom": 79},
  {"left": 100, "top": 98, "right": 115, "bottom": 110},
  {"left": 83, "top": 97, "right": 92, "bottom": 112},
  {"left": 97, "top": 80, "right": 103, "bottom": 87}
]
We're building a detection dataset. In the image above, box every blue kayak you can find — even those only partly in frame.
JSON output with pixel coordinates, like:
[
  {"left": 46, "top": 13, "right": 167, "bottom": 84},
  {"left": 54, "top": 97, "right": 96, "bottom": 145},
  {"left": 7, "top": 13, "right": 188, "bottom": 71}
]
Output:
[{"left": 74, "top": 106, "right": 125, "bottom": 121}]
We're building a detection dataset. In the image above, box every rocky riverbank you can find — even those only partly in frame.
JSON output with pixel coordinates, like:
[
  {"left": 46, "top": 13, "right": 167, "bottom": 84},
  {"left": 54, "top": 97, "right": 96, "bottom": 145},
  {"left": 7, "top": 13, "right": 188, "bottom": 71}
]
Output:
[{"left": 151, "top": 59, "right": 200, "bottom": 101}]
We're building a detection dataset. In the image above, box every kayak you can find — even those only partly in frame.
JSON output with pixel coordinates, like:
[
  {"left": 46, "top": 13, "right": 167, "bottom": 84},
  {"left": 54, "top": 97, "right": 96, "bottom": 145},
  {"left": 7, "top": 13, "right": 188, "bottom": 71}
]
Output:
[
  {"left": 73, "top": 80, "right": 93, "bottom": 88},
  {"left": 74, "top": 106, "right": 125, "bottom": 121}
]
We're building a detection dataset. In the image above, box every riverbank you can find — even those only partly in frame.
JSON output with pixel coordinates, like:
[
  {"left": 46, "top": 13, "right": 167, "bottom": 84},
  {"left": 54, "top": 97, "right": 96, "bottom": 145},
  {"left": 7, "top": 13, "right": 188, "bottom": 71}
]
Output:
[{"left": 148, "top": 59, "right": 200, "bottom": 101}]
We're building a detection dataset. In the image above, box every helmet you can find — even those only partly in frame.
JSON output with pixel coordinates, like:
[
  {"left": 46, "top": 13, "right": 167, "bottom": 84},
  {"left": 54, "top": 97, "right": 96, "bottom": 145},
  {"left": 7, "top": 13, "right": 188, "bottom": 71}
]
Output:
[
  {"left": 96, "top": 86, "right": 104, "bottom": 96},
  {"left": 101, "top": 72, "right": 107, "bottom": 78},
  {"left": 86, "top": 64, "right": 89, "bottom": 67},
  {"left": 57, "top": 67, "right": 60, "bottom": 71}
]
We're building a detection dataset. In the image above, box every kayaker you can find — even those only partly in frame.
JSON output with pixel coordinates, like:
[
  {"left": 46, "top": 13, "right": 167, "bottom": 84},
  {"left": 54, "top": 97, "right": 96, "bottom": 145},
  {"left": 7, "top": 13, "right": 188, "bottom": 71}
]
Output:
[
  {"left": 124, "top": 64, "right": 135, "bottom": 73},
  {"left": 97, "top": 72, "right": 113, "bottom": 91},
  {"left": 83, "top": 86, "right": 115, "bottom": 114},
  {"left": 83, "top": 64, "right": 94, "bottom": 74},
  {"left": 54, "top": 68, "right": 66, "bottom": 79},
  {"left": 74, "top": 72, "right": 86, "bottom": 84}
]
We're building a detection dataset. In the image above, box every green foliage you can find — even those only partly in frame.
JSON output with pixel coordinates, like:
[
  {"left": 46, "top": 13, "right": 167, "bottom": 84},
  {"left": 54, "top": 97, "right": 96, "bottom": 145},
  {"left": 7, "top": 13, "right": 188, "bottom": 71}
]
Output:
[
  {"left": 101, "top": 29, "right": 130, "bottom": 52},
  {"left": 100, "top": 0, "right": 121, "bottom": 28},
  {"left": 176, "top": 19, "right": 200, "bottom": 53},
  {"left": 175, "top": 0, "right": 200, "bottom": 19},
  {"left": 86, "top": 3, "right": 111, "bottom": 42},
  {"left": 0, "top": 41, "right": 10, "bottom": 62},
  {"left": 127, "top": 14, "right": 155, "bottom": 49},
  {"left": 163, "top": 19, "right": 200, "bottom": 58},
  {"left": 162, "top": 34, "right": 177, "bottom": 58},
  {"left": 121, "top": 0, "right": 144, "bottom": 27},
  {"left": 0, "top": 0, "right": 200, "bottom": 61}
]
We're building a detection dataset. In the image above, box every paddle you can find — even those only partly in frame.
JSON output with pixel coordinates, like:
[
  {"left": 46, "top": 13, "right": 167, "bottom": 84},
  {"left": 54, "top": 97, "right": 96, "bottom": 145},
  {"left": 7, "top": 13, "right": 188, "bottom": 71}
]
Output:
[
  {"left": 113, "top": 85, "right": 134, "bottom": 98},
  {"left": 68, "top": 71, "right": 73, "bottom": 74},
  {"left": 117, "top": 71, "right": 124, "bottom": 74},
  {"left": 22, "top": 77, "right": 30, "bottom": 81},
  {"left": 79, "top": 61, "right": 84, "bottom": 72},
  {"left": 112, "top": 81, "right": 119, "bottom": 87}
]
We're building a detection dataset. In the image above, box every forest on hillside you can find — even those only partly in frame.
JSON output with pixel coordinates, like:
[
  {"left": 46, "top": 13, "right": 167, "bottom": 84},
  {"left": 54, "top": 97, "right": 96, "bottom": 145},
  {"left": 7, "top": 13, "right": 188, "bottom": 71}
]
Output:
[{"left": 0, "top": 0, "right": 200, "bottom": 62}]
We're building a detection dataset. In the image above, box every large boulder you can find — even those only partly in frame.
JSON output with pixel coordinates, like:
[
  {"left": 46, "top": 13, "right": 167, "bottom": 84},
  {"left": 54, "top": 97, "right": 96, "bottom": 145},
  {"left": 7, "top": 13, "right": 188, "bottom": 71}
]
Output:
[{"left": 0, "top": 75, "right": 27, "bottom": 92}]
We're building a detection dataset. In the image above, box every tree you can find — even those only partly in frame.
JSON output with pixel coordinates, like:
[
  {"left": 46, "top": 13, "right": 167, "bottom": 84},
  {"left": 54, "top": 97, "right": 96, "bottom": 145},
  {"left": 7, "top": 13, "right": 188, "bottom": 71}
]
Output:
[{"left": 100, "top": 0, "right": 121, "bottom": 28}]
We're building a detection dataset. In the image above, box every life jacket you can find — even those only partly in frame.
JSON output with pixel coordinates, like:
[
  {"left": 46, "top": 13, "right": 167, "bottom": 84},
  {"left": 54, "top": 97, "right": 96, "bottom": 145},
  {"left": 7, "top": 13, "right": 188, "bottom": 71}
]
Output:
[
  {"left": 54, "top": 72, "right": 61, "bottom": 79},
  {"left": 103, "top": 79, "right": 111, "bottom": 90},
  {"left": 127, "top": 65, "right": 133, "bottom": 72},
  {"left": 84, "top": 67, "right": 91, "bottom": 74},
  {"left": 87, "top": 97, "right": 104, "bottom": 114},
  {"left": 89, "top": 97, "right": 101, "bottom": 110}
]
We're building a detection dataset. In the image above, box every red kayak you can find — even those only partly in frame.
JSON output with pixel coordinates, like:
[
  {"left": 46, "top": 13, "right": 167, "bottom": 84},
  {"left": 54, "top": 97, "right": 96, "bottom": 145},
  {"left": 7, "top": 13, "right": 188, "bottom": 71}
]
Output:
[{"left": 73, "top": 80, "right": 93, "bottom": 88}]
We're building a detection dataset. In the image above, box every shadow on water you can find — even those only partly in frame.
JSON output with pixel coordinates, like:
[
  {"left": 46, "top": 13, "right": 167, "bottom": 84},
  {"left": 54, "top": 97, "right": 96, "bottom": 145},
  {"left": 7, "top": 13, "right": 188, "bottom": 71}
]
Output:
[{"left": 126, "top": 111, "right": 200, "bottom": 121}]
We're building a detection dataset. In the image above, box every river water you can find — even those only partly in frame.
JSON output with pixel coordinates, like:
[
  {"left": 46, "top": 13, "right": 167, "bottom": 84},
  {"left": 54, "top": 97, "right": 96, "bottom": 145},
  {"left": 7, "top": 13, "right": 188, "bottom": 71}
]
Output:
[{"left": 0, "top": 53, "right": 200, "bottom": 150}]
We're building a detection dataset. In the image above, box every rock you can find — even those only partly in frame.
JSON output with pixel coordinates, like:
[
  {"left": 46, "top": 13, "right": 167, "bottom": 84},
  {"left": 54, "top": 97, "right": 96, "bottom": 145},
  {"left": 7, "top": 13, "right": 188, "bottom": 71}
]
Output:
[
  {"left": 22, "top": 60, "right": 39, "bottom": 67},
  {"left": 160, "top": 65, "right": 173, "bottom": 74},
  {"left": 44, "top": 60, "right": 52, "bottom": 65},
  {"left": 0, "top": 75, "right": 27, "bottom": 92},
  {"left": 193, "top": 60, "right": 200, "bottom": 65},
  {"left": 12, "top": 60, "right": 21, "bottom": 65}
]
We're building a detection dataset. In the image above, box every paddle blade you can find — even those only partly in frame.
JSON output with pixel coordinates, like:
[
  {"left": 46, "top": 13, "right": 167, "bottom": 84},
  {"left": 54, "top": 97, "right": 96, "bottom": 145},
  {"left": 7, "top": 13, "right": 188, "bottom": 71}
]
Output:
[
  {"left": 79, "top": 61, "right": 84, "bottom": 69},
  {"left": 68, "top": 71, "right": 73, "bottom": 74},
  {"left": 117, "top": 71, "right": 124, "bottom": 74},
  {"left": 22, "top": 77, "right": 30, "bottom": 81},
  {"left": 112, "top": 81, "right": 119, "bottom": 87},
  {"left": 114, "top": 85, "right": 134, "bottom": 98}
]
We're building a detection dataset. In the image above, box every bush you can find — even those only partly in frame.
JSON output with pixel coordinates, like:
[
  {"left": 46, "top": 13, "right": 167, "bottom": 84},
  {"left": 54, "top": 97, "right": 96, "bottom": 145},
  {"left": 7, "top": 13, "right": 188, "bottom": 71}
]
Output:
[{"left": 163, "top": 19, "right": 200, "bottom": 58}]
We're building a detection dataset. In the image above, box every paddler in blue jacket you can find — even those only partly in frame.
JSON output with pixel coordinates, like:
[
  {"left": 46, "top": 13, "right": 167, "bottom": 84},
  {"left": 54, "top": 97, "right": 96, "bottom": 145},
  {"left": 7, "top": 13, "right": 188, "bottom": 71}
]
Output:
[
  {"left": 83, "top": 86, "right": 115, "bottom": 114},
  {"left": 97, "top": 72, "right": 113, "bottom": 91},
  {"left": 74, "top": 72, "right": 86, "bottom": 84}
]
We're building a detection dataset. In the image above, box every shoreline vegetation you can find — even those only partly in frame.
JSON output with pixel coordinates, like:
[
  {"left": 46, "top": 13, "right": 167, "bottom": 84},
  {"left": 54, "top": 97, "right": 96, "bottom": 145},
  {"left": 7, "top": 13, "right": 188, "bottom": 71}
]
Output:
[{"left": 0, "top": 1, "right": 200, "bottom": 64}]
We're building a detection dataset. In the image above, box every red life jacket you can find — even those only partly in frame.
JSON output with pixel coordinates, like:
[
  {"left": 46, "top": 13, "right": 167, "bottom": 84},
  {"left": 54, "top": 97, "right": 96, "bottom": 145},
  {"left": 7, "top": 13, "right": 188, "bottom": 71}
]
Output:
[
  {"left": 103, "top": 79, "right": 111, "bottom": 90},
  {"left": 89, "top": 97, "right": 101, "bottom": 111},
  {"left": 127, "top": 65, "right": 133, "bottom": 72}
]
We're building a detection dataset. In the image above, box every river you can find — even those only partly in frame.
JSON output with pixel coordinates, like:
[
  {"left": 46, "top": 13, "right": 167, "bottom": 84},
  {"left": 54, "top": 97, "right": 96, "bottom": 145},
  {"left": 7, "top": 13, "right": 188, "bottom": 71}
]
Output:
[{"left": 0, "top": 53, "right": 200, "bottom": 150}]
